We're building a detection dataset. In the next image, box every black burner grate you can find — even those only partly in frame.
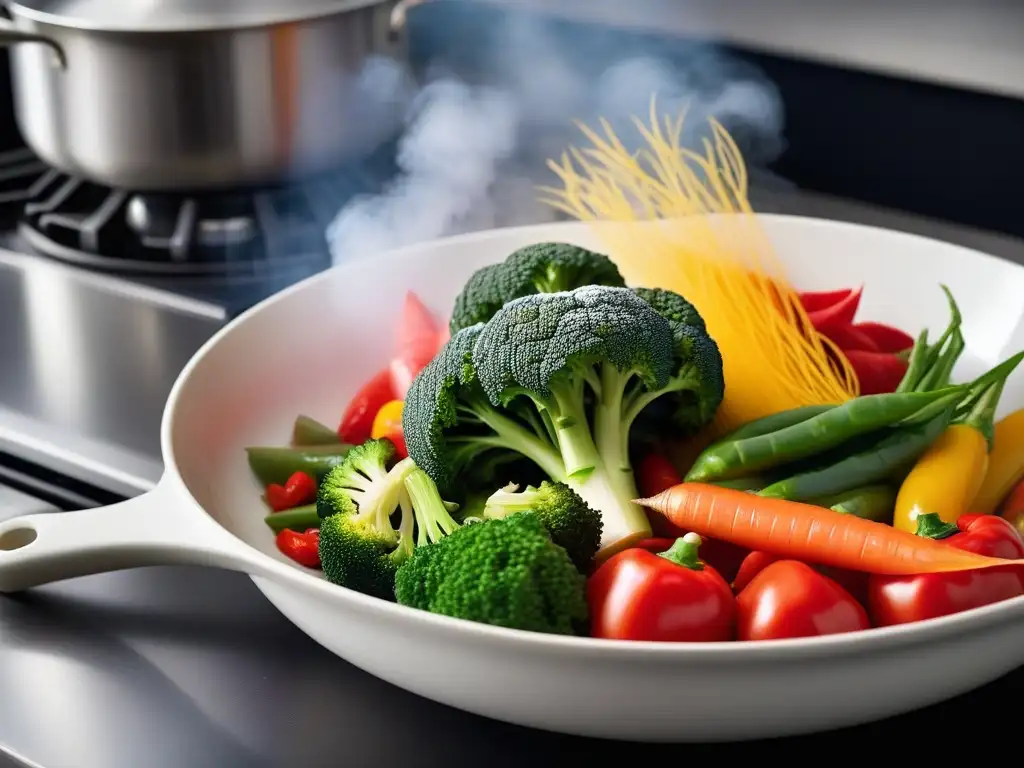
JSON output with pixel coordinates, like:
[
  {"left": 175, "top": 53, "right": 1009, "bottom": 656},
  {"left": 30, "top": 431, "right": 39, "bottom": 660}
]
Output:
[{"left": 0, "top": 144, "right": 397, "bottom": 279}]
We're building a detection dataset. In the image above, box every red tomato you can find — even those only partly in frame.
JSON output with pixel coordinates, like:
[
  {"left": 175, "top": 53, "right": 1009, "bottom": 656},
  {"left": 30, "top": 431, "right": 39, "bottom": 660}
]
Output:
[
  {"left": 338, "top": 368, "right": 396, "bottom": 445},
  {"left": 635, "top": 452, "right": 749, "bottom": 582},
  {"left": 736, "top": 560, "right": 870, "bottom": 641},
  {"left": 391, "top": 291, "right": 443, "bottom": 398},
  {"left": 731, "top": 550, "right": 869, "bottom": 606},
  {"left": 868, "top": 513, "right": 1024, "bottom": 627},
  {"left": 588, "top": 533, "right": 736, "bottom": 642}
]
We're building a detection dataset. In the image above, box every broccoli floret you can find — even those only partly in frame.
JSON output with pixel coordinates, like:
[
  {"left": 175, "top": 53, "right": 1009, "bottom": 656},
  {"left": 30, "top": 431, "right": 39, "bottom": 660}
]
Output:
[
  {"left": 482, "top": 481, "right": 602, "bottom": 570},
  {"left": 406, "top": 285, "right": 728, "bottom": 558},
  {"left": 631, "top": 287, "right": 725, "bottom": 437},
  {"left": 316, "top": 439, "right": 465, "bottom": 599},
  {"left": 393, "top": 512, "right": 588, "bottom": 635},
  {"left": 449, "top": 242, "right": 626, "bottom": 334}
]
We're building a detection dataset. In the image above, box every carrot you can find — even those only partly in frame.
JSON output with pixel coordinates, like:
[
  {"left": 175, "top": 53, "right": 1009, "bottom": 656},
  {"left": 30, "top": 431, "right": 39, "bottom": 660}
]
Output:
[{"left": 638, "top": 483, "right": 1024, "bottom": 576}]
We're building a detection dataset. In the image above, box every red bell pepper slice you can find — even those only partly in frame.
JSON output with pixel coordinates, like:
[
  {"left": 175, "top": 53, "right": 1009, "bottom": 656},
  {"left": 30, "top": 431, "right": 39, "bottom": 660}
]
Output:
[
  {"left": 391, "top": 291, "right": 444, "bottom": 398},
  {"left": 822, "top": 323, "right": 880, "bottom": 353},
  {"left": 806, "top": 285, "right": 863, "bottom": 332},
  {"left": 797, "top": 287, "right": 853, "bottom": 313},
  {"left": 337, "top": 368, "right": 396, "bottom": 445},
  {"left": 266, "top": 471, "right": 318, "bottom": 512},
  {"left": 276, "top": 528, "right": 321, "bottom": 569},
  {"left": 853, "top": 321, "right": 915, "bottom": 354},
  {"left": 588, "top": 533, "right": 737, "bottom": 642},
  {"left": 867, "top": 513, "right": 1024, "bottom": 627},
  {"left": 843, "top": 348, "right": 908, "bottom": 395}
]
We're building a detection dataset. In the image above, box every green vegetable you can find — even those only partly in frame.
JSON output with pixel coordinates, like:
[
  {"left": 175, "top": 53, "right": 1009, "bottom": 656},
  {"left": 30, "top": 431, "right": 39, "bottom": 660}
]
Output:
[
  {"left": 449, "top": 242, "right": 626, "bottom": 334},
  {"left": 404, "top": 285, "right": 723, "bottom": 556},
  {"left": 629, "top": 287, "right": 725, "bottom": 437},
  {"left": 264, "top": 504, "right": 320, "bottom": 533},
  {"left": 394, "top": 512, "right": 588, "bottom": 635},
  {"left": 246, "top": 444, "right": 351, "bottom": 486},
  {"left": 710, "top": 404, "right": 836, "bottom": 445},
  {"left": 712, "top": 476, "right": 767, "bottom": 492},
  {"left": 315, "top": 439, "right": 463, "bottom": 599},
  {"left": 292, "top": 414, "right": 342, "bottom": 446},
  {"left": 684, "top": 386, "right": 963, "bottom": 483},
  {"left": 810, "top": 484, "right": 896, "bottom": 523},
  {"left": 481, "top": 481, "right": 602, "bottom": 570},
  {"left": 897, "top": 286, "right": 963, "bottom": 393},
  {"left": 757, "top": 395, "right": 958, "bottom": 501}
]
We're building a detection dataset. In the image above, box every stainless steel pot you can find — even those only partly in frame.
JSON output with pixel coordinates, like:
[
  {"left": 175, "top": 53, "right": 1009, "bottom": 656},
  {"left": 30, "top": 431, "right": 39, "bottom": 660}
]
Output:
[{"left": 0, "top": 0, "right": 419, "bottom": 191}]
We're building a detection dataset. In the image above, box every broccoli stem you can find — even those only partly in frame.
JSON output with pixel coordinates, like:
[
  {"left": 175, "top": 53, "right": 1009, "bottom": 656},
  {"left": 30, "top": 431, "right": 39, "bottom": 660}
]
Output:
[
  {"left": 481, "top": 483, "right": 538, "bottom": 517},
  {"left": 567, "top": 466, "right": 651, "bottom": 557},
  {"left": 405, "top": 469, "right": 462, "bottom": 546},
  {"left": 469, "top": 399, "right": 565, "bottom": 480},
  {"left": 549, "top": 379, "right": 599, "bottom": 479}
]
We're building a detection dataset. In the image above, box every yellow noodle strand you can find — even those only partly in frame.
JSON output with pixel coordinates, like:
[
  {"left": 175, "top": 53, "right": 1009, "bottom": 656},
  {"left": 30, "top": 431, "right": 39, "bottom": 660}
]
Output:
[{"left": 541, "top": 102, "right": 858, "bottom": 437}]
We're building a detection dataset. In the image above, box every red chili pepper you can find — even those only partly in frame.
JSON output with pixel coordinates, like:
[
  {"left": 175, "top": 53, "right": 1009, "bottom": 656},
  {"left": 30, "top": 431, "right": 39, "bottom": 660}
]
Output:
[
  {"left": 867, "top": 513, "right": 1024, "bottom": 627},
  {"left": 636, "top": 453, "right": 749, "bottom": 582},
  {"left": 796, "top": 287, "right": 853, "bottom": 313},
  {"left": 731, "top": 550, "right": 869, "bottom": 606},
  {"left": 337, "top": 368, "right": 396, "bottom": 445},
  {"left": 588, "top": 533, "right": 736, "bottom": 642},
  {"left": 843, "top": 348, "right": 909, "bottom": 395},
  {"left": 853, "top": 321, "right": 915, "bottom": 354},
  {"left": 266, "top": 471, "right": 318, "bottom": 512},
  {"left": 736, "top": 560, "right": 871, "bottom": 641},
  {"left": 276, "top": 528, "right": 321, "bottom": 569},
  {"left": 805, "top": 285, "right": 863, "bottom": 332}
]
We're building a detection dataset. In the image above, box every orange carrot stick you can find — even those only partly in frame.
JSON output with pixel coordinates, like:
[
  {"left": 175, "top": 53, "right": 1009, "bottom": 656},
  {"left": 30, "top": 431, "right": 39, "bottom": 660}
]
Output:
[{"left": 638, "top": 483, "right": 1024, "bottom": 576}]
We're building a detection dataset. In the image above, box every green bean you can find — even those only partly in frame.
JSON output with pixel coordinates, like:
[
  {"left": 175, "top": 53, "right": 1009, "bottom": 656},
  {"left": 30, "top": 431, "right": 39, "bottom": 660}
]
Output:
[
  {"left": 246, "top": 444, "right": 352, "bottom": 486},
  {"left": 711, "top": 475, "right": 768, "bottom": 492},
  {"left": 756, "top": 399, "right": 957, "bottom": 501},
  {"left": 264, "top": 505, "right": 320, "bottom": 533},
  {"left": 710, "top": 405, "right": 837, "bottom": 446},
  {"left": 292, "top": 414, "right": 343, "bottom": 446},
  {"left": 684, "top": 385, "right": 962, "bottom": 483},
  {"left": 810, "top": 484, "right": 896, "bottom": 523},
  {"left": 917, "top": 327, "right": 964, "bottom": 392},
  {"left": 895, "top": 329, "right": 930, "bottom": 393}
]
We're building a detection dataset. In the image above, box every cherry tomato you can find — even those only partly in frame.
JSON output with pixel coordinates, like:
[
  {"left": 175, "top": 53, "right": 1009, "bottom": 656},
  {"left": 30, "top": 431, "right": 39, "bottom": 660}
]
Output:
[
  {"left": 588, "top": 533, "right": 736, "bottom": 642},
  {"left": 736, "top": 560, "right": 870, "bottom": 641},
  {"left": 338, "top": 368, "right": 396, "bottom": 445},
  {"left": 868, "top": 513, "right": 1024, "bottom": 626},
  {"left": 371, "top": 399, "right": 407, "bottom": 458}
]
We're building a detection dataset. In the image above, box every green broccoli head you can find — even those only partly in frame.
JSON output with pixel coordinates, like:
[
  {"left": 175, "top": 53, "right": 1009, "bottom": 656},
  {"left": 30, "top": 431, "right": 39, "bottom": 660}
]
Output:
[
  {"left": 393, "top": 512, "right": 588, "bottom": 635},
  {"left": 403, "top": 283, "right": 725, "bottom": 559},
  {"left": 482, "top": 481, "right": 602, "bottom": 571},
  {"left": 631, "top": 288, "right": 724, "bottom": 437},
  {"left": 632, "top": 287, "right": 705, "bottom": 332},
  {"left": 449, "top": 242, "right": 626, "bottom": 334},
  {"left": 318, "top": 511, "right": 412, "bottom": 601}
]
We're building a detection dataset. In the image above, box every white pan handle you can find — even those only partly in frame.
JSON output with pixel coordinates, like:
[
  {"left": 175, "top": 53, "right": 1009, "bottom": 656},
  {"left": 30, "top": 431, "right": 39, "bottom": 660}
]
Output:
[{"left": 0, "top": 476, "right": 274, "bottom": 592}]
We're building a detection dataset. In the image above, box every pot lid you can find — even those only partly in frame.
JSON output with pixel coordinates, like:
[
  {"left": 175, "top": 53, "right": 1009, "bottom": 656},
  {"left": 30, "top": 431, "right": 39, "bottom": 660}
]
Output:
[{"left": 6, "top": 0, "right": 390, "bottom": 33}]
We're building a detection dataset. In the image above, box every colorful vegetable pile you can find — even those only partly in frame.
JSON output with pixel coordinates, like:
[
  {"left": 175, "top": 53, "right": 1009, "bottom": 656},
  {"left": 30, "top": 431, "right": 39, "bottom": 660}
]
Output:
[{"left": 245, "top": 240, "right": 1024, "bottom": 643}]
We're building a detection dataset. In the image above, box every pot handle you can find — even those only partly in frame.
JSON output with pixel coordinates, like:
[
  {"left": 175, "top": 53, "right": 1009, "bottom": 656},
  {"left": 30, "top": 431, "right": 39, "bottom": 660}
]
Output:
[
  {"left": 388, "top": 0, "right": 428, "bottom": 41},
  {"left": 0, "top": 475, "right": 276, "bottom": 592},
  {"left": 0, "top": 20, "right": 66, "bottom": 69}
]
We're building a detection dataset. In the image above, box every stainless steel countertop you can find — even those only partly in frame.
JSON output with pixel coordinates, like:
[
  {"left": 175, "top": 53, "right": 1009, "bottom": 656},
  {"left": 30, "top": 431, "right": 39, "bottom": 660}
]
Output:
[{"left": 2, "top": 188, "right": 1024, "bottom": 767}]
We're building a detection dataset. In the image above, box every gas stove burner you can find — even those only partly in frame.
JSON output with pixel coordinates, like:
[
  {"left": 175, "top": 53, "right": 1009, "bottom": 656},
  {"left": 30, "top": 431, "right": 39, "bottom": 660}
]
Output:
[{"left": 5, "top": 144, "right": 398, "bottom": 279}]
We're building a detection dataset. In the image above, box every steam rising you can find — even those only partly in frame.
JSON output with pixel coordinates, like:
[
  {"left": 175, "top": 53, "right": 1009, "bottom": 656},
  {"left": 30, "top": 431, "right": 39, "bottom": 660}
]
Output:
[{"left": 327, "top": 4, "right": 785, "bottom": 263}]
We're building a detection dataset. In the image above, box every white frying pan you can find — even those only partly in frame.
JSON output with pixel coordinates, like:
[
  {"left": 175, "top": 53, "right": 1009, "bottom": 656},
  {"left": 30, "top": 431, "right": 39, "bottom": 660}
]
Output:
[{"left": 2, "top": 217, "right": 1024, "bottom": 743}]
